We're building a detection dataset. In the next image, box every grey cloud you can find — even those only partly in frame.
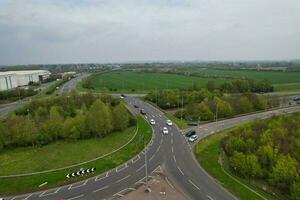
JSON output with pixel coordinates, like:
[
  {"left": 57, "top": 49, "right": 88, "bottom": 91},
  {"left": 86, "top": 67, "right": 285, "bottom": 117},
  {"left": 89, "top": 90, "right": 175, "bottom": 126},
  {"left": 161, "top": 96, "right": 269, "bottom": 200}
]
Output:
[{"left": 0, "top": 0, "right": 299, "bottom": 65}]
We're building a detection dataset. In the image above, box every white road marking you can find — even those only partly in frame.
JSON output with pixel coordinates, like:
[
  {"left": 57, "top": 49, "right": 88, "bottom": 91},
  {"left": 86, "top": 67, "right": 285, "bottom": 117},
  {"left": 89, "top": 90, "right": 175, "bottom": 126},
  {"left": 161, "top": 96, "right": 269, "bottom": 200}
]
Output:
[
  {"left": 116, "top": 175, "right": 131, "bottom": 183},
  {"left": 173, "top": 155, "right": 177, "bottom": 163},
  {"left": 95, "top": 172, "right": 108, "bottom": 181},
  {"left": 189, "top": 180, "right": 201, "bottom": 191},
  {"left": 149, "top": 154, "right": 155, "bottom": 161},
  {"left": 24, "top": 194, "right": 33, "bottom": 200},
  {"left": 171, "top": 137, "right": 173, "bottom": 145},
  {"left": 93, "top": 185, "right": 109, "bottom": 193},
  {"left": 207, "top": 195, "right": 214, "bottom": 200},
  {"left": 177, "top": 166, "right": 184, "bottom": 175},
  {"left": 165, "top": 177, "right": 174, "bottom": 189},
  {"left": 68, "top": 194, "right": 84, "bottom": 200},
  {"left": 156, "top": 145, "right": 161, "bottom": 154},
  {"left": 171, "top": 146, "right": 174, "bottom": 153},
  {"left": 132, "top": 155, "right": 140, "bottom": 164},
  {"left": 39, "top": 187, "right": 61, "bottom": 197},
  {"left": 68, "top": 180, "right": 88, "bottom": 190},
  {"left": 116, "top": 163, "right": 128, "bottom": 173},
  {"left": 136, "top": 164, "right": 145, "bottom": 172}
]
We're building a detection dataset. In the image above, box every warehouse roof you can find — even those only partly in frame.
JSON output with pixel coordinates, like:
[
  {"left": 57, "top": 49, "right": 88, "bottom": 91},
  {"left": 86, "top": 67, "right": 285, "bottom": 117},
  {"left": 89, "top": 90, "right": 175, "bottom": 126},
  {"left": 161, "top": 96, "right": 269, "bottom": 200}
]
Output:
[{"left": 0, "top": 70, "right": 50, "bottom": 76}]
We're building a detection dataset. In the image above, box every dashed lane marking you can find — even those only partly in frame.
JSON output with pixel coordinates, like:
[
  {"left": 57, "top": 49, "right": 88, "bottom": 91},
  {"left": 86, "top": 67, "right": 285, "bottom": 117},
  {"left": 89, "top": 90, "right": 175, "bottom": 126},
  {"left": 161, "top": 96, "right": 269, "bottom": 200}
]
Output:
[
  {"left": 149, "top": 154, "right": 155, "bottom": 161},
  {"left": 136, "top": 164, "right": 145, "bottom": 172},
  {"left": 68, "top": 180, "right": 88, "bottom": 190},
  {"left": 95, "top": 172, "right": 108, "bottom": 181},
  {"left": 171, "top": 146, "right": 174, "bottom": 153},
  {"left": 207, "top": 195, "right": 214, "bottom": 200},
  {"left": 156, "top": 145, "right": 161, "bottom": 154},
  {"left": 177, "top": 166, "right": 184, "bottom": 175},
  {"left": 39, "top": 187, "right": 61, "bottom": 197},
  {"left": 116, "top": 175, "right": 131, "bottom": 183},
  {"left": 116, "top": 163, "right": 128, "bottom": 173},
  {"left": 23, "top": 194, "right": 33, "bottom": 200},
  {"left": 165, "top": 177, "right": 174, "bottom": 189},
  {"left": 173, "top": 155, "right": 177, "bottom": 163},
  {"left": 132, "top": 155, "right": 140, "bottom": 164},
  {"left": 68, "top": 194, "right": 84, "bottom": 200},
  {"left": 188, "top": 180, "right": 201, "bottom": 191},
  {"left": 93, "top": 185, "right": 109, "bottom": 193}
]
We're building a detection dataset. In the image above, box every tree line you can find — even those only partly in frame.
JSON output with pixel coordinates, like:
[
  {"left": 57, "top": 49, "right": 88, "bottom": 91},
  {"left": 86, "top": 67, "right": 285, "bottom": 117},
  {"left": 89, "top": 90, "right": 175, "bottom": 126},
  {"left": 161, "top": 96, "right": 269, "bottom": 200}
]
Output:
[
  {"left": 145, "top": 88, "right": 279, "bottom": 122},
  {"left": 0, "top": 88, "right": 37, "bottom": 103},
  {"left": 0, "top": 92, "right": 134, "bottom": 151},
  {"left": 222, "top": 114, "right": 300, "bottom": 199}
]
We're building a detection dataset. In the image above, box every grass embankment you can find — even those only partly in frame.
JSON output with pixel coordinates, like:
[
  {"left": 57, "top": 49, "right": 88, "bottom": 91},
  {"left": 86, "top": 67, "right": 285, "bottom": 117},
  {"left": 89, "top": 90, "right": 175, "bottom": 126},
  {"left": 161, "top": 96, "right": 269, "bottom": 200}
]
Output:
[
  {"left": 0, "top": 117, "right": 152, "bottom": 195},
  {"left": 165, "top": 113, "right": 189, "bottom": 129},
  {"left": 194, "top": 131, "right": 280, "bottom": 200},
  {"left": 86, "top": 71, "right": 226, "bottom": 93}
]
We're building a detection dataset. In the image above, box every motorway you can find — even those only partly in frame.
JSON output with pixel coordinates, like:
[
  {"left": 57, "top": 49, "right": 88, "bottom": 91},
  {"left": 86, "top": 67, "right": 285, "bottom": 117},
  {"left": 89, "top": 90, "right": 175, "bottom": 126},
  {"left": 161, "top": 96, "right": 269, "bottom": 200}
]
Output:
[{"left": 5, "top": 94, "right": 300, "bottom": 200}]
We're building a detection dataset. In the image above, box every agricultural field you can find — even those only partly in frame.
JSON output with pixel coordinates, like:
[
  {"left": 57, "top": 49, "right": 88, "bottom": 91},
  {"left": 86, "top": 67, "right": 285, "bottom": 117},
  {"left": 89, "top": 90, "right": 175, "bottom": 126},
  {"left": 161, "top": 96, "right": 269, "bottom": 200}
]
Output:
[
  {"left": 86, "top": 71, "right": 226, "bottom": 93},
  {"left": 177, "top": 67, "right": 300, "bottom": 91}
]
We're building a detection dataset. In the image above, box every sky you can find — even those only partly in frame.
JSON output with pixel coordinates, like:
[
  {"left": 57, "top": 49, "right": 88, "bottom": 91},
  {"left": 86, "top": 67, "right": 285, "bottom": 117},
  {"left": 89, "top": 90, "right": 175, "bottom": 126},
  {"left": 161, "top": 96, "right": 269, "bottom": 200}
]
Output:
[{"left": 0, "top": 0, "right": 299, "bottom": 65}]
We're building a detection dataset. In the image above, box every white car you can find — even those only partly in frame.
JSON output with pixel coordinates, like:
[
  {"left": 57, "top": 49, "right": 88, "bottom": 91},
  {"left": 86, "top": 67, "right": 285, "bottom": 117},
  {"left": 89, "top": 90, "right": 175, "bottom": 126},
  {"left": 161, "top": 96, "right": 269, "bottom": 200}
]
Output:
[
  {"left": 162, "top": 127, "right": 168, "bottom": 135},
  {"left": 166, "top": 120, "right": 173, "bottom": 126},
  {"left": 150, "top": 119, "right": 155, "bottom": 125},
  {"left": 188, "top": 134, "right": 198, "bottom": 142}
]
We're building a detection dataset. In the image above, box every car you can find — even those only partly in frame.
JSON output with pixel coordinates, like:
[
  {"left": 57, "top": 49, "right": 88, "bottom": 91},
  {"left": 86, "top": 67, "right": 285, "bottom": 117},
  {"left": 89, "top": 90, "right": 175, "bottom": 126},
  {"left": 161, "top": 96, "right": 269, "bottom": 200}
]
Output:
[
  {"left": 293, "top": 96, "right": 300, "bottom": 101},
  {"left": 185, "top": 130, "right": 196, "bottom": 137},
  {"left": 162, "top": 127, "right": 168, "bottom": 135},
  {"left": 166, "top": 120, "right": 173, "bottom": 126},
  {"left": 134, "top": 104, "right": 139, "bottom": 108},
  {"left": 150, "top": 119, "right": 155, "bottom": 125},
  {"left": 188, "top": 134, "right": 198, "bottom": 142},
  {"left": 140, "top": 109, "right": 146, "bottom": 115}
]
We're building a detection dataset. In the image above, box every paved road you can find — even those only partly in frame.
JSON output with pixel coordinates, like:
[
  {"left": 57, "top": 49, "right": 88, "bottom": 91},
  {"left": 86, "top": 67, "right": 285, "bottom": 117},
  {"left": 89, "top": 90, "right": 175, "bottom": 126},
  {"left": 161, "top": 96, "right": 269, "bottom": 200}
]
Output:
[
  {"left": 5, "top": 96, "right": 300, "bottom": 200},
  {"left": 59, "top": 73, "right": 90, "bottom": 95},
  {"left": 0, "top": 74, "right": 89, "bottom": 119}
]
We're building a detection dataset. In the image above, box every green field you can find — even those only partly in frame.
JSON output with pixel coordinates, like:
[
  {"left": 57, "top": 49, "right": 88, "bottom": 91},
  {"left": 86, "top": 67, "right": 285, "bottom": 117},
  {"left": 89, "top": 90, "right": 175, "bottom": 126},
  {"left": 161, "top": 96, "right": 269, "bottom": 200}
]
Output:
[
  {"left": 87, "top": 71, "right": 226, "bottom": 93},
  {"left": 177, "top": 67, "right": 300, "bottom": 91},
  {"left": 194, "top": 130, "right": 283, "bottom": 200},
  {"left": 0, "top": 117, "right": 152, "bottom": 195}
]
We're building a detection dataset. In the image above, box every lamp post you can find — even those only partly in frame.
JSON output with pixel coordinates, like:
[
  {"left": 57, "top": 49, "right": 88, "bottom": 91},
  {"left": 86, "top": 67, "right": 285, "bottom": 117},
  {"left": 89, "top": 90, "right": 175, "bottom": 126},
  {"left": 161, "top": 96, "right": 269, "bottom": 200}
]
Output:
[{"left": 144, "top": 135, "right": 150, "bottom": 192}]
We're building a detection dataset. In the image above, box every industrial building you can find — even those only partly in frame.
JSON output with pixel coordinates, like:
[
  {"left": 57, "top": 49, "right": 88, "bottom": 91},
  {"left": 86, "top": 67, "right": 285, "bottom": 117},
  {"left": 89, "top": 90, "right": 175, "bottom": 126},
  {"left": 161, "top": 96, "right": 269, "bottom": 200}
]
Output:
[{"left": 0, "top": 70, "right": 51, "bottom": 91}]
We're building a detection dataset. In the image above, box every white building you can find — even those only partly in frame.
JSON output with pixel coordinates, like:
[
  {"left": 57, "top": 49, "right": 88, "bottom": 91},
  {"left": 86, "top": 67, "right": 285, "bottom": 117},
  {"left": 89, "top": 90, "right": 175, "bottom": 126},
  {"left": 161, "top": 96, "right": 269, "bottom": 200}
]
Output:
[{"left": 0, "top": 70, "right": 51, "bottom": 91}]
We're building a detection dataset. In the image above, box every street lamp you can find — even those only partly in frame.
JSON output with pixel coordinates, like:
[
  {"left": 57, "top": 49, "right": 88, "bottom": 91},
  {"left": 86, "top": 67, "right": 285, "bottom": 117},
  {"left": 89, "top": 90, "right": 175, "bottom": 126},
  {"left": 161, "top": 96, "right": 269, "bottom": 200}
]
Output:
[{"left": 144, "top": 135, "right": 150, "bottom": 192}]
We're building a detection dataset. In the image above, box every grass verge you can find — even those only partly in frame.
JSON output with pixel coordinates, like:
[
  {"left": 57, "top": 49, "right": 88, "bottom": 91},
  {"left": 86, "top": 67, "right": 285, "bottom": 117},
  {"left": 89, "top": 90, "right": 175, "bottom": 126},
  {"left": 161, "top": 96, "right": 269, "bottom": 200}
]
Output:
[
  {"left": 194, "top": 130, "right": 281, "bottom": 200},
  {"left": 165, "top": 113, "right": 189, "bottom": 129},
  {"left": 0, "top": 116, "right": 151, "bottom": 195}
]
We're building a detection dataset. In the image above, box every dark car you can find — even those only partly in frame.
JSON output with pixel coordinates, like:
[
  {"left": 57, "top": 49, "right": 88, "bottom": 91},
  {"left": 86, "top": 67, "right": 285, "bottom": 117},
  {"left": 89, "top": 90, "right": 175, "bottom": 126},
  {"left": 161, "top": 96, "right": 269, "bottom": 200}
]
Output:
[
  {"left": 140, "top": 109, "right": 146, "bottom": 115},
  {"left": 185, "top": 130, "right": 196, "bottom": 137}
]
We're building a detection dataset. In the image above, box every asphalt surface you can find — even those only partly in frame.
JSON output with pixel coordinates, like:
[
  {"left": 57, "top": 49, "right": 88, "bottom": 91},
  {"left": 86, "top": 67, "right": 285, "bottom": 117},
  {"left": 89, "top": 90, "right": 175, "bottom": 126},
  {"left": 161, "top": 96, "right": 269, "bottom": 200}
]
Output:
[
  {"left": 58, "top": 73, "right": 90, "bottom": 95},
  {"left": 5, "top": 95, "right": 300, "bottom": 200}
]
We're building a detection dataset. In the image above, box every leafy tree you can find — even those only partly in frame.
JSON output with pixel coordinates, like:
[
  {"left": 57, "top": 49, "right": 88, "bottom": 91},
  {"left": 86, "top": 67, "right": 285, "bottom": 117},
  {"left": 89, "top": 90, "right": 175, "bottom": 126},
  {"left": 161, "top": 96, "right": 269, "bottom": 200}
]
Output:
[
  {"left": 269, "top": 155, "right": 298, "bottom": 191},
  {"left": 257, "top": 145, "right": 278, "bottom": 170},
  {"left": 112, "top": 104, "right": 130, "bottom": 131},
  {"left": 291, "top": 182, "right": 300, "bottom": 200},
  {"left": 216, "top": 99, "right": 233, "bottom": 118},
  {"left": 49, "top": 106, "right": 64, "bottom": 140},
  {"left": 229, "top": 151, "right": 261, "bottom": 179},
  {"left": 87, "top": 100, "right": 112, "bottom": 137},
  {"left": 238, "top": 96, "right": 253, "bottom": 114},
  {"left": 206, "top": 80, "right": 216, "bottom": 91}
]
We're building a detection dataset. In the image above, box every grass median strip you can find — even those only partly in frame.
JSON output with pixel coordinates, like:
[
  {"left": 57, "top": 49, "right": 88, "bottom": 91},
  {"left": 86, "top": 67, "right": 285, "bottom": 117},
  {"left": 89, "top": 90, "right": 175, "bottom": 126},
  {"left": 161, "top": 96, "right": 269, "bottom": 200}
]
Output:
[
  {"left": 0, "top": 116, "right": 152, "bottom": 195},
  {"left": 194, "top": 131, "right": 280, "bottom": 200}
]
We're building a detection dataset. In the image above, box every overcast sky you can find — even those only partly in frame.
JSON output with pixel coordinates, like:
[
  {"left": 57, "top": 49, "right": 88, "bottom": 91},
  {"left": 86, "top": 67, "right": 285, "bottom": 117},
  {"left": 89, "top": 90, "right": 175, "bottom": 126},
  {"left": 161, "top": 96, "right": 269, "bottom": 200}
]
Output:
[{"left": 0, "top": 0, "right": 299, "bottom": 65}]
